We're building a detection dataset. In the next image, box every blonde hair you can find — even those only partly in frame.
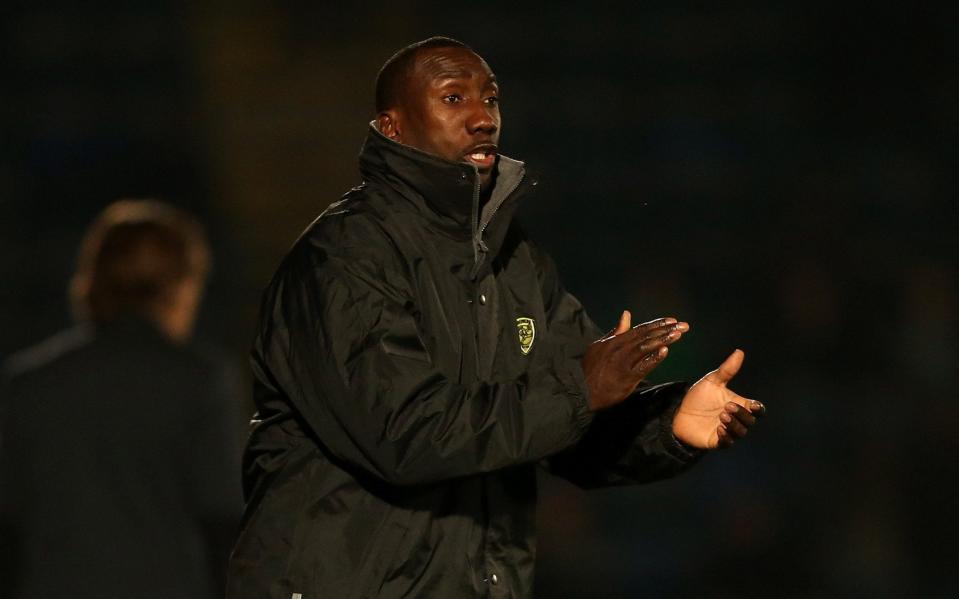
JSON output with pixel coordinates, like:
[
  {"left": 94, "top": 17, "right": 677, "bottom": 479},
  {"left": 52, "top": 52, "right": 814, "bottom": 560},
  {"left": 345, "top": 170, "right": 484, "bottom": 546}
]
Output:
[{"left": 70, "top": 199, "right": 210, "bottom": 325}]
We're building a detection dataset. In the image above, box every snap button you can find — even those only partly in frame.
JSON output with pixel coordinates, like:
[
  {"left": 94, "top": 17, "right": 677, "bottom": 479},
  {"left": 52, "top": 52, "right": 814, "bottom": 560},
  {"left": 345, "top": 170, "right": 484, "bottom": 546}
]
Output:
[
  {"left": 479, "top": 294, "right": 487, "bottom": 305},
  {"left": 490, "top": 573, "right": 499, "bottom": 585}
]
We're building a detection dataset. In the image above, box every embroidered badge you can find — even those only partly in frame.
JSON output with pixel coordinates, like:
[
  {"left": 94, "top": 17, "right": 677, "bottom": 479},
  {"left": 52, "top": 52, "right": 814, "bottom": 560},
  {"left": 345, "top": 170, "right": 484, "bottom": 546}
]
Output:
[{"left": 516, "top": 317, "right": 535, "bottom": 355}]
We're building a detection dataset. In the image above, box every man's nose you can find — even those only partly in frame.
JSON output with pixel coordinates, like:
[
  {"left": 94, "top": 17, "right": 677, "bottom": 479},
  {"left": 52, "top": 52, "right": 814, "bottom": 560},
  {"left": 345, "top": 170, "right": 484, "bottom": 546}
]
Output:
[{"left": 467, "top": 103, "right": 498, "bottom": 135}]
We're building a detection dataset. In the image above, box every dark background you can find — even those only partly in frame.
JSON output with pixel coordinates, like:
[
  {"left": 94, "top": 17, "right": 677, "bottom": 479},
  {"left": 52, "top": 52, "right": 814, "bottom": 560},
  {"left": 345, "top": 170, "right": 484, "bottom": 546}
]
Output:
[{"left": 2, "top": 2, "right": 957, "bottom": 596}]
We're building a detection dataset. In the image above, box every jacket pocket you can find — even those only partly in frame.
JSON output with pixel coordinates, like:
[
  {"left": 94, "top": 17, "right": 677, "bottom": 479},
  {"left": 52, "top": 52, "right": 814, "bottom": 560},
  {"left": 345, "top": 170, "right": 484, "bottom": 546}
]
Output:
[
  {"left": 356, "top": 519, "right": 409, "bottom": 599},
  {"left": 379, "top": 303, "right": 432, "bottom": 364}
]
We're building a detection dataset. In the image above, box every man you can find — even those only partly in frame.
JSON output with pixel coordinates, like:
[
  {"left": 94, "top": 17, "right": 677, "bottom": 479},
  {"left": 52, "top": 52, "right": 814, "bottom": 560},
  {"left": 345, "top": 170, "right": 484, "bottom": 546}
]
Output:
[
  {"left": 227, "top": 37, "right": 764, "bottom": 598},
  {"left": 0, "top": 200, "right": 243, "bottom": 599}
]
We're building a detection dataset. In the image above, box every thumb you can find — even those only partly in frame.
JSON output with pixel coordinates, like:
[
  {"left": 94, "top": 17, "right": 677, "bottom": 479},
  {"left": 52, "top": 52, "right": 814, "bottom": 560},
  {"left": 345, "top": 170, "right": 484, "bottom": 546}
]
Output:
[
  {"left": 709, "top": 349, "right": 744, "bottom": 385},
  {"left": 605, "top": 310, "right": 631, "bottom": 338}
]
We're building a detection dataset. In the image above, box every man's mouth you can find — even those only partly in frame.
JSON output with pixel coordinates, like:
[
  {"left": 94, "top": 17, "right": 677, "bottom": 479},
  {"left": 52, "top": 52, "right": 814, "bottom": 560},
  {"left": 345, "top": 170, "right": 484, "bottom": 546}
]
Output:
[{"left": 464, "top": 145, "right": 498, "bottom": 169}]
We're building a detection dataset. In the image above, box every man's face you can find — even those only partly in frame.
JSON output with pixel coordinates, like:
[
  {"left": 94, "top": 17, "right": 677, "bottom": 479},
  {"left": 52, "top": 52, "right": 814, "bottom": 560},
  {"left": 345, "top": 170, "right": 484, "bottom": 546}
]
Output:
[{"left": 379, "top": 46, "right": 501, "bottom": 189}]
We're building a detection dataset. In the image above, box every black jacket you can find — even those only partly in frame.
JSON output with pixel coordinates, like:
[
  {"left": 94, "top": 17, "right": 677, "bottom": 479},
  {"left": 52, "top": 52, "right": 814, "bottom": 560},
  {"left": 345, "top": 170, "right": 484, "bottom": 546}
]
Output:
[
  {"left": 0, "top": 319, "right": 244, "bottom": 599},
  {"left": 227, "top": 125, "right": 698, "bottom": 598}
]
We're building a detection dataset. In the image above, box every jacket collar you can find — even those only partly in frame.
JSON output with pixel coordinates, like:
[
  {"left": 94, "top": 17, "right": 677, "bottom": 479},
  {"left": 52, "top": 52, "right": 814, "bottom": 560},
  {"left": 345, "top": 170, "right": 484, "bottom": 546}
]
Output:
[{"left": 358, "top": 123, "right": 536, "bottom": 277}]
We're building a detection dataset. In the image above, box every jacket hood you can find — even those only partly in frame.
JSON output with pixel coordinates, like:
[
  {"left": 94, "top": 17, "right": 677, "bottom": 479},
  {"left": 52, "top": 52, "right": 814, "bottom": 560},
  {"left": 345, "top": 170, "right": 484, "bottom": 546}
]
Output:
[{"left": 358, "top": 123, "right": 535, "bottom": 277}]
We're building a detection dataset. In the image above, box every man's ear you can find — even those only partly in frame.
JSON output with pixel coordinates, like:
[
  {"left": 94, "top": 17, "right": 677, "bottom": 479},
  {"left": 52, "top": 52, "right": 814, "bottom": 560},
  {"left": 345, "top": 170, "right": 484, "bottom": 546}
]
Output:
[{"left": 377, "top": 111, "right": 401, "bottom": 141}]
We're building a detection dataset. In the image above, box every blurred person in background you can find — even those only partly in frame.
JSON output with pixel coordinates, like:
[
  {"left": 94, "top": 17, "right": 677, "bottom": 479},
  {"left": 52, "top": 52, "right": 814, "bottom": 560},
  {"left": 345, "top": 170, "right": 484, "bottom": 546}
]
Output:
[
  {"left": 0, "top": 199, "right": 244, "bottom": 599},
  {"left": 227, "top": 37, "right": 764, "bottom": 598}
]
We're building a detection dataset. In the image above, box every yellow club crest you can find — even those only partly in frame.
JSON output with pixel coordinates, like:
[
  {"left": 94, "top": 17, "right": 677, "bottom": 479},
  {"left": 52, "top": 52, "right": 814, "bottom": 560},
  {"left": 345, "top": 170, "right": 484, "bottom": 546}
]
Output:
[{"left": 516, "top": 317, "right": 535, "bottom": 355}]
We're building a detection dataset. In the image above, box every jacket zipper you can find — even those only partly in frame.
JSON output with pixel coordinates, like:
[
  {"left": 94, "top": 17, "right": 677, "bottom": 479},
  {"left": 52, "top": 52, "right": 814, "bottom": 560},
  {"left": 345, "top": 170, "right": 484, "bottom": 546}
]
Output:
[
  {"left": 470, "top": 167, "right": 527, "bottom": 279},
  {"left": 469, "top": 166, "right": 482, "bottom": 279}
]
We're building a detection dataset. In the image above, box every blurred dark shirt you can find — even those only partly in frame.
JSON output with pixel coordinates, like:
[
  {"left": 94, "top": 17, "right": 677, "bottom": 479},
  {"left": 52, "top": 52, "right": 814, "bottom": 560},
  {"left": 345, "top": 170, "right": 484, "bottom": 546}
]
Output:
[{"left": 0, "top": 317, "right": 244, "bottom": 599}]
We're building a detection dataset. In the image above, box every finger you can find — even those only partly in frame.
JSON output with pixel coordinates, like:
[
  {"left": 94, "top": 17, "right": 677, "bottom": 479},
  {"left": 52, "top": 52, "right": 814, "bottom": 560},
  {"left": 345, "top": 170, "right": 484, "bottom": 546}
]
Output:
[
  {"left": 624, "top": 320, "right": 688, "bottom": 349},
  {"left": 633, "top": 331, "right": 683, "bottom": 366},
  {"left": 729, "top": 396, "right": 766, "bottom": 418},
  {"left": 637, "top": 332, "right": 672, "bottom": 354},
  {"left": 726, "top": 402, "right": 756, "bottom": 427},
  {"left": 632, "top": 345, "right": 668, "bottom": 376},
  {"left": 628, "top": 321, "right": 689, "bottom": 369},
  {"left": 638, "top": 320, "right": 689, "bottom": 336},
  {"left": 708, "top": 349, "right": 744, "bottom": 385},
  {"left": 628, "top": 317, "right": 678, "bottom": 337},
  {"left": 614, "top": 310, "right": 631, "bottom": 335},
  {"left": 717, "top": 426, "right": 735, "bottom": 448},
  {"left": 616, "top": 320, "right": 672, "bottom": 347},
  {"left": 600, "top": 310, "right": 632, "bottom": 341},
  {"left": 719, "top": 410, "right": 748, "bottom": 438}
]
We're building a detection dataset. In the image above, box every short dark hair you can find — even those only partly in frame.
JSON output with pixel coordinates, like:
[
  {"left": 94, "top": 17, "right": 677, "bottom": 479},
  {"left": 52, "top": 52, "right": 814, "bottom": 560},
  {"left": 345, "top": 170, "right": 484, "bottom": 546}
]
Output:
[
  {"left": 70, "top": 199, "right": 210, "bottom": 325},
  {"left": 375, "top": 36, "right": 474, "bottom": 113}
]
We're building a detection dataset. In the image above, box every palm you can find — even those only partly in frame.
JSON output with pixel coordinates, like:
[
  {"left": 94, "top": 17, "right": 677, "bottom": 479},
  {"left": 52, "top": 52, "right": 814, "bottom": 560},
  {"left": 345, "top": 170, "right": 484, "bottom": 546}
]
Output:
[{"left": 672, "top": 350, "right": 753, "bottom": 449}]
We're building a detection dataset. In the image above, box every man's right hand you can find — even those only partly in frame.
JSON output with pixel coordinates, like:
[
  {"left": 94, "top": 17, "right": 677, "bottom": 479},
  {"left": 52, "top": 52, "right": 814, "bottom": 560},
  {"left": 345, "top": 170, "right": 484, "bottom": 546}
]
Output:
[{"left": 580, "top": 311, "right": 689, "bottom": 411}]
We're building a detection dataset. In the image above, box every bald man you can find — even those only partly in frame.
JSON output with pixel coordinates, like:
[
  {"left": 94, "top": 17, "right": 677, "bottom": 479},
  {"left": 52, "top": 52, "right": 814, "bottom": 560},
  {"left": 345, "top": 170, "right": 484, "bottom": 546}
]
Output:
[{"left": 227, "top": 37, "right": 763, "bottom": 598}]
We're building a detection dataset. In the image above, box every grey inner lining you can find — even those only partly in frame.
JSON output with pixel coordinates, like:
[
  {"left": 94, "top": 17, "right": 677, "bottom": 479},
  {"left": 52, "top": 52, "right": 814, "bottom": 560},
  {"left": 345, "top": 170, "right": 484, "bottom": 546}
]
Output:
[{"left": 477, "top": 155, "right": 525, "bottom": 239}]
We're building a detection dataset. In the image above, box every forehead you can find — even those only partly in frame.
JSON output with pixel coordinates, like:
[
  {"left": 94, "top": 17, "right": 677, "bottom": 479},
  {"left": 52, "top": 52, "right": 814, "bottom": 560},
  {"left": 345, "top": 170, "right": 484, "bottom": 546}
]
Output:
[{"left": 410, "top": 46, "right": 496, "bottom": 87}]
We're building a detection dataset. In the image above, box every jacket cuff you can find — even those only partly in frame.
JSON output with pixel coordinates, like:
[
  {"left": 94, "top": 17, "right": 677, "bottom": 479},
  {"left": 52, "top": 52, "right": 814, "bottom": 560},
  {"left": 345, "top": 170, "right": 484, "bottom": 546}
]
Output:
[{"left": 556, "top": 358, "right": 595, "bottom": 439}]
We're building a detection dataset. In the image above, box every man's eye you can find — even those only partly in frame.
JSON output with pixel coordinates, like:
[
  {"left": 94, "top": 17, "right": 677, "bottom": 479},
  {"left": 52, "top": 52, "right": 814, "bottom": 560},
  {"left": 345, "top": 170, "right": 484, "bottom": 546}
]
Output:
[
  {"left": 485, "top": 96, "right": 499, "bottom": 107},
  {"left": 443, "top": 94, "right": 463, "bottom": 104}
]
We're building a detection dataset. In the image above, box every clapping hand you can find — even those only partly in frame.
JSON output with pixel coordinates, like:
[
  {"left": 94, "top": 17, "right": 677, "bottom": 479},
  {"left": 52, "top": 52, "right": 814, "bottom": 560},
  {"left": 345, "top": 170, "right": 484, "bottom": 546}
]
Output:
[
  {"left": 671, "top": 349, "right": 765, "bottom": 449},
  {"left": 581, "top": 310, "right": 689, "bottom": 412}
]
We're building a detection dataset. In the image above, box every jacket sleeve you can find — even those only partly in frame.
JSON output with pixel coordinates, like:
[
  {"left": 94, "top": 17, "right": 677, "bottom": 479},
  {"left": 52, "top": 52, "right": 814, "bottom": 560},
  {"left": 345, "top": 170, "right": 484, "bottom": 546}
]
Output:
[
  {"left": 546, "top": 382, "right": 703, "bottom": 488},
  {"left": 253, "top": 233, "right": 595, "bottom": 487},
  {"left": 528, "top": 242, "right": 702, "bottom": 489}
]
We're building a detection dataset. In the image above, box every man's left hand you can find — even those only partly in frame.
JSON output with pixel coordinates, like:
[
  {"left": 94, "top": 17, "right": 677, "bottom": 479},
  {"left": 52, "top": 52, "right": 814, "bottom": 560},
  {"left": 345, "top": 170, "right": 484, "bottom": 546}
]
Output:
[{"left": 671, "top": 349, "right": 765, "bottom": 450}]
